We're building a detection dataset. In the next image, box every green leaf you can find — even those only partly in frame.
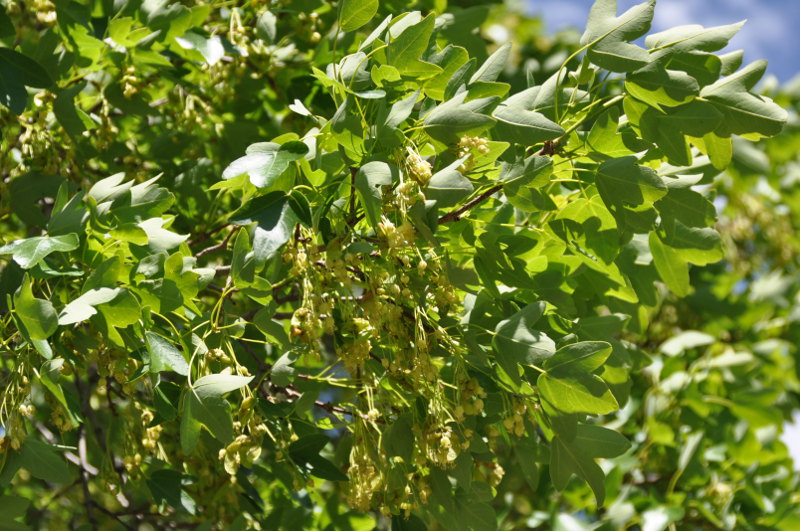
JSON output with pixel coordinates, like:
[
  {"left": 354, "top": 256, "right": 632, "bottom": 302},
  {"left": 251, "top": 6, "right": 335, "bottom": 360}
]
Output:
[
  {"left": 645, "top": 21, "right": 744, "bottom": 54},
  {"left": 98, "top": 288, "right": 141, "bottom": 328},
  {"left": 513, "top": 443, "right": 541, "bottom": 489},
  {"left": 384, "top": 90, "right": 419, "bottom": 129},
  {"left": 392, "top": 514, "right": 428, "bottom": 531},
  {"left": 655, "top": 187, "right": 716, "bottom": 228},
  {"left": 154, "top": 381, "right": 181, "bottom": 421},
  {"left": 40, "top": 359, "right": 80, "bottom": 424},
  {"left": 700, "top": 60, "right": 787, "bottom": 137},
  {"left": 187, "top": 392, "right": 233, "bottom": 444},
  {"left": 662, "top": 221, "right": 723, "bottom": 265},
  {"left": 499, "top": 155, "right": 553, "bottom": 188},
  {"left": 175, "top": 30, "right": 224, "bottom": 66},
  {"left": 492, "top": 302, "right": 555, "bottom": 385},
  {"left": 626, "top": 63, "right": 699, "bottom": 109},
  {"left": 0, "top": 47, "right": 52, "bottom": 87},
  {"left": 424, "top": 92, "right": 497, "bottom": 143},
  {"left": 289, "top": 433, "right": 330, "bottom": 463},
  {"left": 19, "top": 439, "right": 72, "bottom": 484},
  {"left": 596, "top": 156, "right": 667, "bottom": 207},
  {"left": 383, "top": 414, "right": 414, "bottom": 462},
  {"left": 137, "top": 218, "right": 188, "bottom": 253},
  {"left": 386, "top": 14, "right": 435, "bottom": 74},
  {"left": 306, "top": 455, "right": 348, "bottom": 482},
  {"left": 580, "top": 0, "right": 655, "bottom": 72},
  {"left": 54, "top": 82, "right": 94, "bottom": 139},
  {"left": 192, "top": 373, "right": 253, "bottom": 399},
  {"left": 657, "top": 100, "right": 723, "bottom": 137},
  {"left": 649, "top": 231, "right": 690, "bottom": 296},
  {"left": 222, "top": 141, "right": 308, "bottom": 190},
  {"left": 355, "top": 161, "right": 394, "bottom": 228},
  {"left": 544, "top": 341, "right": 613, "bottom": 374},
  {"left": 146, "top": 331, "right": 190, "bottom": 376},
  {"left": 13, "top": 279, "right": 58, "bottom": 341},
  {"left": 586, "top": 107, "right": 634, "bottom": 157},
  {"left": 538, "top": 371, "right": 618, "bottom": 415},
  {"left": 638, "top": 101, "right": 724, "bottom": 166},
  {"left": 454, "top": 495, "right": 496, "bottom": 531},
  {"left": 0, "top": 495, "right": 29, "bottom": 521},
  {"left": 425, "top": 45, "right": 469, "bottom": 100},
  {"left": 553, "top": 195, "right": 619, "bottom": 264},
  {"left": 271, "top": 351, "right": 297, "bottom": 387},
  {"left": 339, "top": 0, "right": 378, "bottom": 32},
  {"left": 659, "top": 330, "right": 714, "bottom": 357},
  {"left": 0, "top": 234, "right": 79, "bottom": 269},
  {"left": 147, "top": 469, "right": 197, "bottom": 515},
  {"left": 492, "top": 94, "right": 564, "bottom": 145},
  {"left": 180, "top": 393, "right": 202, "bottom": 454},
  {"left": 58, "top": 287, "right": 121, "bottom": 325},
  {"left": 0, "top": 9, "right": 14, "bottom": 39},
  {"left": 701, "top": 132, "right": 732, "bottom": 170},
  {"left": 231, "top": 192, "right": 303, "bottom": 265},
  {"left": 573, "top": 424, "right": 631, "bottom": 458},
  {"left": 550, "top": 424, "right": 629, "bottom": 505},
  {"left": 470, "top": 42, "right": 511, "bottom": 83},
  {"left": 426, "top": 157, "right": 473, "bottom": 208},
  {"left": 667, "top": 52, "right": 722, "bottom": 87}
]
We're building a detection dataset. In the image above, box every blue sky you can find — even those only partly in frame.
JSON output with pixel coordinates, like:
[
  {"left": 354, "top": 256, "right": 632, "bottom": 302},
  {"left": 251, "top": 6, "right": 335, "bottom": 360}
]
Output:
[{"left": 527, "top": 0, "right": 800, "bottom": 83}]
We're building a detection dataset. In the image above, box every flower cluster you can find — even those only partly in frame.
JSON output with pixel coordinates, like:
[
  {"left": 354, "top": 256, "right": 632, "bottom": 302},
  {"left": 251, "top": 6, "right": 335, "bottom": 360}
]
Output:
[
  {"left": 456, "top": 136, "right": 491, "bottom": 172},
  {"left": 405, "top": 148, "right": 433, "bottom": 184}
]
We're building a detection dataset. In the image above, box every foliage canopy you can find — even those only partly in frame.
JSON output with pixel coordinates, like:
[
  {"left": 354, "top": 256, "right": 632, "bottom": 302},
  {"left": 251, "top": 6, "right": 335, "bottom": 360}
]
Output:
[{"left": 0, "top": 0, "right": 798, "bottom": 529}]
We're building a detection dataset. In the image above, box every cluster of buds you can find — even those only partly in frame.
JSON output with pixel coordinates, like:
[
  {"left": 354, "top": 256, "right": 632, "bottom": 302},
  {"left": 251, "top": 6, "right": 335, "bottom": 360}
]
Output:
[
  {"left": 207, "top": 348, "right": 230, "bottom": 363},
  {"left": 140, "top": 410, "right": 163, "bottom": 452},
  {"left": 123, "top": 452, "right": 143, "bottom": 473},
  {"left": 425, "top": 425, "right": 460, "bottom": 467},
  {"left": 341, "top": 337, "right": 372, "bottom": 373},
  {"left": 291, "top": 306, "right": 321, "bottom": 347},
  {"left": 393, "top": 180, "right": 426, "bottom": 211},
  {"left": 50, "top": 404, "right": 73, "bottom": 433},
  {"left": 347, "top": 450, "right": 383, "bottom": 511},
  {"left": 484, "top": 462, "right": 505, "bottom": 487},
  {"left": 1, "top": 414, "right": 26, "bottom": 450},
  {"left": 33, "top": 0, "right": 57, "bottom": 25},
  {"left": 456, "top": 136, "right": 490, "bottom": 172},
  {"left": 503, "top": 398, "right": 528, "bottom": 437},
  {"left": 298, "top": 12, "right": 323, "bottom": 44},
  {"left": 219, "top": 431, "right": 264, "bottom": 475},
  {"left": 454, "top": 378, "right": 487, "bottom": 420},
  {"left": 405, "top": 148, "right": 432, "bottom": 185},
  {"left": 121, "top": 66, "right": 139, "bottom": 98},
  {"left": 377, "top": 218, "right": 415, "bottom": 252}
]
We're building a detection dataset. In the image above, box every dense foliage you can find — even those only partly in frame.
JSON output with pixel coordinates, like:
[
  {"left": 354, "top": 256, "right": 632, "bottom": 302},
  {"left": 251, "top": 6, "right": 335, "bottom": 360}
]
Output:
[{"left": 0, "top": 0, "right": 798, "bottom": 529}]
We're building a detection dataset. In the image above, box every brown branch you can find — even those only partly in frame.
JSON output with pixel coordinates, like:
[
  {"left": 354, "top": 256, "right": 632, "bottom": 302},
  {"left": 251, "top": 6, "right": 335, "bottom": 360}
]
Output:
[
  {"left": 437, "top": 142, "right": 559, "bottom": 225},
  {"left": 281, "top": 387, "right": 357, "bottom": 419},
  {"left": 196, "top": 226, "right": 238, "bottom": 259},
  {"left": 438, "top": 184, "right": 503, "bottom": 224}
]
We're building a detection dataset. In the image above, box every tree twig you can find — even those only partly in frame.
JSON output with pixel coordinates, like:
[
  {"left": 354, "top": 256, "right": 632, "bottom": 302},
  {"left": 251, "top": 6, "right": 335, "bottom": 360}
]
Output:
[
  {"left": 437, "top": 142, "right": 558, "bottom": 224},
  {"left": 438, "top": 184, "right": 503, "bottom": 224},
  {"left": 196, "top": 226, "right": 238, "bottom": 259}
]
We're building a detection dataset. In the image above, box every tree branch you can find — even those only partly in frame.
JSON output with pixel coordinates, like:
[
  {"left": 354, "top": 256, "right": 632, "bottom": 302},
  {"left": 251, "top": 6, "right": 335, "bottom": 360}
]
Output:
[
  {"left": 438, "top": 185, "right": 503, "bottom": 224},
  {"left": 196, "top": 226, "right": 238, "bottom": 259},
  {"left": 437, "top": 141, "right": 558, "bottom": 224}
]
